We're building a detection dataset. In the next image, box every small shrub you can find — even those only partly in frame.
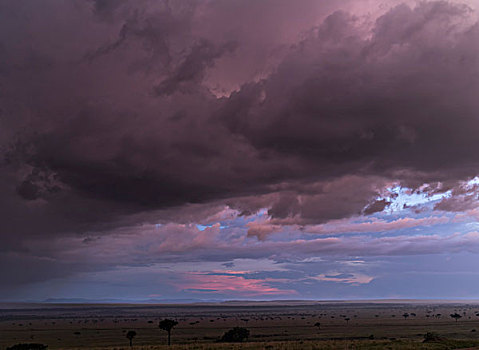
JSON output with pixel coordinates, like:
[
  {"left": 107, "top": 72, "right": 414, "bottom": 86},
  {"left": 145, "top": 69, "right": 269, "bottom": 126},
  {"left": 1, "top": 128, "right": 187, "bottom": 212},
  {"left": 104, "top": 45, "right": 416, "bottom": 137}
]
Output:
[
  {"left": 220, "top": 327, "right": 250, "bottom": 342},
  {"left": 6, "top": 344, "right": 47, "bottom": 350},
  {"left": 423, "top": 332, "right": 444, "bottom": 343}
]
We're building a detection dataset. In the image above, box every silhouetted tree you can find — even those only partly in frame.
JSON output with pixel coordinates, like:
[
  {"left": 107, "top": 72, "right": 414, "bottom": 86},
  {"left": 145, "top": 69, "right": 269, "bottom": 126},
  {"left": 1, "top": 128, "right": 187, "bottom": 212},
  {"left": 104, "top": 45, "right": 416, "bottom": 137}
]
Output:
[
  {"left": 126, "top": 330, "right": 136, "bottom": 347},
  {"left": 159, "top": 319, "right": 178, "bottom": 346},
  {"left": 221, "top": 327, "right": 250, "bottom": 342},
  {"left": 314, "top": 322, "right": 321, "bottom": 330},
  {"left": 402, "top": 313, "right": 409, "bottom": 320},
  {"left": 344, "top": 317, "right": 350, "bottom": 324},
  {"left": 450, "top": 313, "right": 462, "bottom": 322}
]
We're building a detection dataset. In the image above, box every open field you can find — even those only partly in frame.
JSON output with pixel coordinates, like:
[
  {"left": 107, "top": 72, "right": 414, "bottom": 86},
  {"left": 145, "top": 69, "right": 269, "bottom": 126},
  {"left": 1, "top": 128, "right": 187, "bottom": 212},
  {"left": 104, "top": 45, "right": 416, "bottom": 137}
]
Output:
[{"left": 2, "top": 301, "right": 479, "bottom": 349}]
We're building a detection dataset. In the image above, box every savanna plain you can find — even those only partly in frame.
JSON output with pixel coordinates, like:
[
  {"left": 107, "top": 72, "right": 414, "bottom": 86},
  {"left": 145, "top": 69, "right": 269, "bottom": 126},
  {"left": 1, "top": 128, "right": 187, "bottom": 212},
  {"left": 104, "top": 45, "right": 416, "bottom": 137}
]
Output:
[{"left": 3, "top": 301, "right": 479, "bottom": 350}]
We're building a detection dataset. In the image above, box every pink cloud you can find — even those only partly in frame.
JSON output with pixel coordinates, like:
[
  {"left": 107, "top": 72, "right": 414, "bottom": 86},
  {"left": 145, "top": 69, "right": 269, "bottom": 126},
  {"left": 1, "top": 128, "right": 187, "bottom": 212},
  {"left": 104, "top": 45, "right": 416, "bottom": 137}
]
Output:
[
  {"left": 306, "top": 216, "right": 450, "bottom": 234},
  {"left": 176, "top": 272, "right": 297, "bottom": 297},
  {"left": 246, "top": 222, "right": 282, "bottom": 240},
  {"left": 246, "top": 214, "right": 451, "bottom": 240}
]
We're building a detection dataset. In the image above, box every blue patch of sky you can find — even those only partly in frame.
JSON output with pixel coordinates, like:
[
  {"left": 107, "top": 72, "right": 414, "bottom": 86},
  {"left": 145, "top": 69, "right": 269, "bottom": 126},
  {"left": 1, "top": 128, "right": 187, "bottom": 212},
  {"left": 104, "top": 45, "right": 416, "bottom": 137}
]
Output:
[
  {"left": 383, "top": 185, "right": 451, "bottom": 213},
  {"left": 196, "top": 223, "right": 226, "bottom": 231},
  {"left": 196, "top": 208, "right": 269, "bottom": 232}
]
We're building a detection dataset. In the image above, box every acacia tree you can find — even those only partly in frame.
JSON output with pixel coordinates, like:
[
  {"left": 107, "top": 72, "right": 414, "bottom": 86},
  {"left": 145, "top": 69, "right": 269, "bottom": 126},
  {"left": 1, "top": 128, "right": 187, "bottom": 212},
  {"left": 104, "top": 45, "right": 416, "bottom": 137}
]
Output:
[
  {"left": 126, "top": 330, "right": 136, "bottom": 347},
  {"left": 402, "top": 313, "right": 409, "bottom": 320},
  {"left": 159, "top": 319, "right": 178, "bottom": 346},
  {"left": 450, "top": 313, "right": 462, "bottom": 322}
]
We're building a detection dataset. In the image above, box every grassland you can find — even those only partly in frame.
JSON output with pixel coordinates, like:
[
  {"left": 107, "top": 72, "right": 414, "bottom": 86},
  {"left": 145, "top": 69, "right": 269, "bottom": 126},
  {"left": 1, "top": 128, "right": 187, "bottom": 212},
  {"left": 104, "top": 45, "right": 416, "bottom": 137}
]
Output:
[{"left": 2, "top": 301, "right": 479, "bottom": 349}]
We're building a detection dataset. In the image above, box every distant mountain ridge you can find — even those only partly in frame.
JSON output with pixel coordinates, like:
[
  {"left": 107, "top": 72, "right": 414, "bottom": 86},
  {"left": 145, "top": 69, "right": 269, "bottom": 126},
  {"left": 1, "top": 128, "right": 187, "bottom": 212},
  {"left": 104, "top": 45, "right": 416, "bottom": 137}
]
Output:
[{"left": 42, "top": 298, "right": 221, "bottom": 304}]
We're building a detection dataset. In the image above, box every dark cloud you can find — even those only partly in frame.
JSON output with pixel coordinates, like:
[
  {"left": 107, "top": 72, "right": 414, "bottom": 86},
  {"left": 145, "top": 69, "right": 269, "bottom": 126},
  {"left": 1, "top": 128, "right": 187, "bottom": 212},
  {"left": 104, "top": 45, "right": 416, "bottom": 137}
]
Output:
[
  {"left": 154, "top": 39, "right": 238, "bottom": 95},
  {"left": 1, "top": 0, "right": 478, "bottom": 227},
  {"left": 91, "top": 0, "right": 128, "bottom": 20},
  {"left": 363, "top": 199, "right": 391, "bottom": 215},
  {"left": 435, "top": 182, "right": 479, "bottom": 211},
  {"left": 223, "top": 2, "right": 479, "bottom": 182}
]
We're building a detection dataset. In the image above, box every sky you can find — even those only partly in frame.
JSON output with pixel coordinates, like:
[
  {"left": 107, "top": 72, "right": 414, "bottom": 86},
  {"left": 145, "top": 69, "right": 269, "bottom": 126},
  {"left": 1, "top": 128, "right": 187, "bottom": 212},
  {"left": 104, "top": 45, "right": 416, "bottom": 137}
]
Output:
[{"left": 1, "top": 0, "right": 479, "bottom": 302}]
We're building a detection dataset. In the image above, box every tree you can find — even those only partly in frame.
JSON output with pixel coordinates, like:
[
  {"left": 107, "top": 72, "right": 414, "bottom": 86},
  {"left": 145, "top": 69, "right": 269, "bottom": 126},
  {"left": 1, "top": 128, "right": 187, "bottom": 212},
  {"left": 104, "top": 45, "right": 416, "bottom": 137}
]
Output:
[
  {"left": 402, "top": 313, "right": 409, "bottom": 320},
  {"left": 126, "top": 330, "right": 136, "bottom": 347},
  {"left": 221, "top": 327, "right": 250, "bottom": 342},
  {"left": 450, "top": 313, "right": 462, "bottom": 322},
  {"left": 344, "top": 317, "right": 350, "bottom": 324},
  {"left": 314, "top": 322, "right": 321, "bottom": 330},
  {"left": 159, "top": 319, "right": 178, "bottom": 346}
]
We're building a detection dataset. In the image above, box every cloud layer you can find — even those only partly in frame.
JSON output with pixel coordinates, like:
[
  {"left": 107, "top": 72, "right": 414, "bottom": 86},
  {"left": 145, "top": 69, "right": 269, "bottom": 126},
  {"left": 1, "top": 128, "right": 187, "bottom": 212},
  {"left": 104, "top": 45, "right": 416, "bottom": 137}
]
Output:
[{"left": 0, "top": 0, "right": 479, "bottom": 300}]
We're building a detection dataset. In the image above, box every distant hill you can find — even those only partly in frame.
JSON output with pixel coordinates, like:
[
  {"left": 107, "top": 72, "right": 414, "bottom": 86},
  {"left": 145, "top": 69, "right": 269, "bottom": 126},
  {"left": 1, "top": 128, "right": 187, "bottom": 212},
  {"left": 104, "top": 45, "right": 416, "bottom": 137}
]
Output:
[{"left": 42, "top": 298, "right": 221, "bottom": 304}]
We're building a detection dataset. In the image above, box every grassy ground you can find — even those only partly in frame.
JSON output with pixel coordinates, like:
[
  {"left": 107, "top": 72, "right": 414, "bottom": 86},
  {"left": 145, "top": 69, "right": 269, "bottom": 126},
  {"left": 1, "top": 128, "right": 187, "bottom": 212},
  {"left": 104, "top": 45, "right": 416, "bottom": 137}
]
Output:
[
  {"left": 2, "top": 302, "right": 479, "bottom": 350},
  {"left": 57, "top": 339, "right": 479, "bottom": 350}
]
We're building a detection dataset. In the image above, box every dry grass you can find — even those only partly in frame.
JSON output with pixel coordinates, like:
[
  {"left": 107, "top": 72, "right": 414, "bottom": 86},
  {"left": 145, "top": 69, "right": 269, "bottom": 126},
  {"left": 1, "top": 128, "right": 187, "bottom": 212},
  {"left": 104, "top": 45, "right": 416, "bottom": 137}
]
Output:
[
  {"left": 59, "top": 339, "right": 479, "bottom": 350},
  {"left": 3, "top": 302, "right": 479, "bottom": 350}
]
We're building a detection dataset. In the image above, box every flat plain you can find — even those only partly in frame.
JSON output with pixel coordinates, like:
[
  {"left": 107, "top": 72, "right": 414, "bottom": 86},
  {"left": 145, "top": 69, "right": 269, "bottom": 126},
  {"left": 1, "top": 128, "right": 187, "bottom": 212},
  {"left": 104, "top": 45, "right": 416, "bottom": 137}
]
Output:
[{"left": 2, "top": 301, "right": 479, "bottom": 349}]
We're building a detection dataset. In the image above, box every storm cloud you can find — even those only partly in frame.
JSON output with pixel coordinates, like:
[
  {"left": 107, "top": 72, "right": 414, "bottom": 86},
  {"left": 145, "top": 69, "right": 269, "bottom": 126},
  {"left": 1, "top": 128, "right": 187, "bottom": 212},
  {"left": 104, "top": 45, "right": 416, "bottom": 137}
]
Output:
[{"left": 1, "top": 0, "right": 479, "bottom": 300}]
